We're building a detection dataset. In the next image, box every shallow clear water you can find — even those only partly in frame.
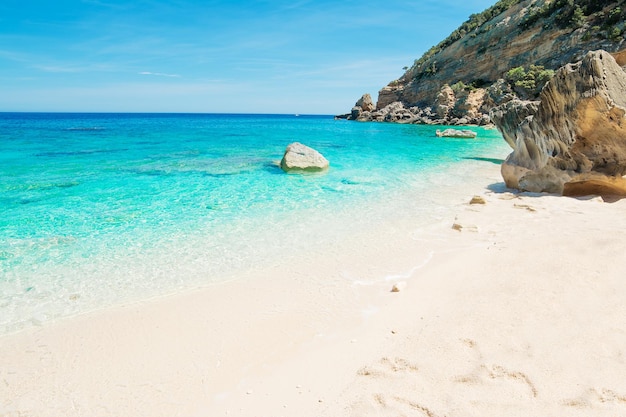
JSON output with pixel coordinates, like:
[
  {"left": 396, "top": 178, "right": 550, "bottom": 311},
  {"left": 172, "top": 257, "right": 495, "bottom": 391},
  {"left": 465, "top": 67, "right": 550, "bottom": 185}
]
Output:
[{"left": 0, "top": 113, "right": 509, "bottom": 334}]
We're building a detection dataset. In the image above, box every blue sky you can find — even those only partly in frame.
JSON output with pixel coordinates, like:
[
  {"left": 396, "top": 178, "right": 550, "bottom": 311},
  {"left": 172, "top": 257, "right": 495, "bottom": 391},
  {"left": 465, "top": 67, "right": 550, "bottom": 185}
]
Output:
[{"left": 1, "top": 0, "right": 496, "bottom": 114}]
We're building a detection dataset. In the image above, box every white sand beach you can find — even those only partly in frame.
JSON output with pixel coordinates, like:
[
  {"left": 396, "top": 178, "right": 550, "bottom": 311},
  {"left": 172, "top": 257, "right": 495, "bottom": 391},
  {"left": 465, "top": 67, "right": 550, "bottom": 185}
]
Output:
[{"left": 2, "top": 163, "right": 626, "bottom": 417}]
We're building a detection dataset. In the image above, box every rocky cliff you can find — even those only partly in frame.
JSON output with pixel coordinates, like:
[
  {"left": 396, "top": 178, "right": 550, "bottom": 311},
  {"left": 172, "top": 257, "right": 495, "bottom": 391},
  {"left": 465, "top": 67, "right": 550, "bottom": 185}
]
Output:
[{"left": 342, "top": 0, "right": 626, "bottom": 125}]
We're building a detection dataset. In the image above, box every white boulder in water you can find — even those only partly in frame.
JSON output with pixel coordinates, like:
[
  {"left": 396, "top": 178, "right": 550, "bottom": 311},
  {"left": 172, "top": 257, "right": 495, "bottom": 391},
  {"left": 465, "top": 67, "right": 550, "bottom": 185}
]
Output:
[
  {"left": 280, "top": 142, "right": 329, "bottom": 173},
  {"left": 435, "top": 129, "right": 477, "bottom": 138}
]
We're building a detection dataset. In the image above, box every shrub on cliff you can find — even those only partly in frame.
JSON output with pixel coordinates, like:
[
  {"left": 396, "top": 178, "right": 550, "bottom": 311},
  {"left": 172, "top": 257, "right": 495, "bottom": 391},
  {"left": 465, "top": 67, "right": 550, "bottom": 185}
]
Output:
[
  {"left": 412, "top": 0, "right": 524, "bottom": 75},
  {"left": 520, "top": 0, "right": 623, "bottom": 31},
  {"left": 505, "top": 65, "right": 554, "bottom": 99}
]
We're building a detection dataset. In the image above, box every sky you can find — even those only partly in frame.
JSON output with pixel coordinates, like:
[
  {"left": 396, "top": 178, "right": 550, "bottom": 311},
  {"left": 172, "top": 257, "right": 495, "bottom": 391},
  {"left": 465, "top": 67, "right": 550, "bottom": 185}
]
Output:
[{"left": 0, "top": 0, "right": 496, "bottom": 114}]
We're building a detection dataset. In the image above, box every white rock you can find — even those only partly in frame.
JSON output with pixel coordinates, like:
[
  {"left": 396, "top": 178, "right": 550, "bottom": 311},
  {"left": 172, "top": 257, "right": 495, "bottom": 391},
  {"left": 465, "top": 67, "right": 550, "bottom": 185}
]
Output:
[
  {"left": 436, "top": 128, "right": 477, "bottom": 138},
  {"left": 280, "top": 142, "right": 329, "bottom": 173}
]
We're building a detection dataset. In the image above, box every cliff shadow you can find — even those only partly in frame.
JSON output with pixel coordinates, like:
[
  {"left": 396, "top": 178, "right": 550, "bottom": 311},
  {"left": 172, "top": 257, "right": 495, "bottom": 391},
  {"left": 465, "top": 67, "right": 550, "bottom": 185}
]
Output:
[
  {"left": 487, "top": 182, "right": 549, "bottom": 197},
  {"left": 487, "top": 182, "right": 511, "bottom": 194}
]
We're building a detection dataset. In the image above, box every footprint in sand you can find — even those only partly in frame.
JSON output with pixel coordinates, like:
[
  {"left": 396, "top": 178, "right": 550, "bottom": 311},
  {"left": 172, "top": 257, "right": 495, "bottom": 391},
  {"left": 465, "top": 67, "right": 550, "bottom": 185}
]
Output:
[
  {"left": 350, "top": 394, "right": 441, "bottom": 417},
  {"left": 484, "top": 364, "right": 538, "bottom": 398},
  {"left": 452, "top": 338, "right": 538, "bottom": 399},
  {"left": 498, "top": 193, "right": 520, "bottom": 201},
  {"left": 563, "top": 387, "right": 626, "bottom": 409},
  {"left": 349, "top": 338, "right": 539, "bottom": 417},
  {"left": 513, "top": 203, "right": 537, "bottom": 212},
  {"left": 357, "top": 356, "right": 420, "bottom": 378}
]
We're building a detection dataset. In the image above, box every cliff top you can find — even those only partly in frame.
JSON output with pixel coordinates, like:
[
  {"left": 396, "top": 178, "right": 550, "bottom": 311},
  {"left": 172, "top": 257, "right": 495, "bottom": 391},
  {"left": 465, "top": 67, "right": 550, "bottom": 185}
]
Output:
[{"left": 373, "top": 0, "right": 626, "bottom": 110}]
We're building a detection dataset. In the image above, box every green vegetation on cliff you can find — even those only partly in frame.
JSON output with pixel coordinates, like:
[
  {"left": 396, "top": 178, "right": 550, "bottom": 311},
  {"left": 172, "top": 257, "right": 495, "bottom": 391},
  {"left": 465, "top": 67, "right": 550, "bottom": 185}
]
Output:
[
  {"left": 369, "top": 0, "right": 626, "bottom": 115},
  {"left": 506, "top": 65, "right": 555, "bottom": 98},
  {"left": 411, "top": 0, "right": 625, "bottom": 79},
  {"left": 413, "top": 0, "right": 524, "bottom": 71},
  {"left": 520, "top": 0, "right": 626, "bottom": 39}
]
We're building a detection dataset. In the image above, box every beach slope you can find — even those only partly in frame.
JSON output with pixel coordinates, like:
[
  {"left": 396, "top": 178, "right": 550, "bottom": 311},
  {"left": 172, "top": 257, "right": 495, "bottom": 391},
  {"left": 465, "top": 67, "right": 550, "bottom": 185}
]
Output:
[{"left": 2, "top": 182, "right": 626, "bottom": 417}]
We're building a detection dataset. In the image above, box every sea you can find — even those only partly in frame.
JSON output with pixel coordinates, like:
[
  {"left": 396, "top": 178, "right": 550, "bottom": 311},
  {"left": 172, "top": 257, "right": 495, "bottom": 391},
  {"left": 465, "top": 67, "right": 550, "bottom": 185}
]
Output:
[{"left": 0, "top": 112, "right": 510, "bottom": 335}]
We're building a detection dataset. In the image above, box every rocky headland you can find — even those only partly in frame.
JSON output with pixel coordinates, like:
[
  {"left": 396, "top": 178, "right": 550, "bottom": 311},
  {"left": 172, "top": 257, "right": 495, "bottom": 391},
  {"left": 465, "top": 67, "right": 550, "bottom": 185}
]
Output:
[
  {"left": 338, "top": 0, "right": 625, "bottom": 126},
  {"left": 338, "top": 0, "right": 626, "bottom": 197}
]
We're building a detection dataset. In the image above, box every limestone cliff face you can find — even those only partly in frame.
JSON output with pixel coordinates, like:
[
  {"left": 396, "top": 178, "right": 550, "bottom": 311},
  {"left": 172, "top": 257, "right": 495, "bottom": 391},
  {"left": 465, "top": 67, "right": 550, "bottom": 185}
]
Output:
[
  {"left": 372, "top": 0, "right": 625, "bottom": 112},
  {"left": 491, "top": 50, "right": 626, "bottom": 196}
]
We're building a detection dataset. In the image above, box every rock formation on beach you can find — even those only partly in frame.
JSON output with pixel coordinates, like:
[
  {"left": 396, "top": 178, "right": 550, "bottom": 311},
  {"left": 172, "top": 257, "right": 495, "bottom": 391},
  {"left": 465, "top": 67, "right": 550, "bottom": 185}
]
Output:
[
  {"left": 280, "top": 142, "right": 329, "bottom": 173},
  {"left": 491, "top": 50, "right": 626, "bottom": 197},
  {"left": 338, "top": 0, "right": 626, "bottom": 126}
]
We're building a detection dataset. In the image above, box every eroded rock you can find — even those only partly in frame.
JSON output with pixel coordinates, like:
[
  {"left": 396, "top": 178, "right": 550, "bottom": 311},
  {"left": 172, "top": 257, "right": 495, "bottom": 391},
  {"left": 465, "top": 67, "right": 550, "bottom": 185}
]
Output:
[
  {"left": 563, "top": 173, "right": 626, "bottom": 200},
  {"left": 355, "top": 93, "right": 375, "bottom": 112},
  {"left": 435, "top": 85, "right": 455, "bottom": 119},
  {"left": 453, "top": 88, "right": 487, "bottom": 119},
  {"left": 492, "top": 50, "right": 626, "bottom": 196}
]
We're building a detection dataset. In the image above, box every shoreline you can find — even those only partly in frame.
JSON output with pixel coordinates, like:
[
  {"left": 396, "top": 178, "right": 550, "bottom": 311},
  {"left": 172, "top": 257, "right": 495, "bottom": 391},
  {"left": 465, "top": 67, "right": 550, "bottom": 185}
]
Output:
[
  {"left": 1, "top": 129, "right": 509, "bottom": 337},
  {"left": 2, "top": 162, "right": 626, "bottom": 416}
]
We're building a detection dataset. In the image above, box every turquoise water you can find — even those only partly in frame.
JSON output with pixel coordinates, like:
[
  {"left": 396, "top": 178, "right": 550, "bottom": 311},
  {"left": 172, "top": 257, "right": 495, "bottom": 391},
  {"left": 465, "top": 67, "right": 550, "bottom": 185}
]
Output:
[{"left": 0, "top": 113, "right": 509, "bottom": 334}]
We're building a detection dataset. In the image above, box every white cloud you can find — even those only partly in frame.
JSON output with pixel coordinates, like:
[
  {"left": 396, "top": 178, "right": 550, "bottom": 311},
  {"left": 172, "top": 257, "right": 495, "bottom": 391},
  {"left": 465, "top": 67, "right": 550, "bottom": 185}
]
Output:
[{"left": 138, "top": 71, "right": 180, "bottom": 78}]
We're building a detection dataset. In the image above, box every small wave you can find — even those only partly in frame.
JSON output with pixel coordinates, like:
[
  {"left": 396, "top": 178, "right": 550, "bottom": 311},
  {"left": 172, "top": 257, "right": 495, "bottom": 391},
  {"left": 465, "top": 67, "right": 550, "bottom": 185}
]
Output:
[{"left": 384, "top": 251, "right": 435, "bottom": 281}]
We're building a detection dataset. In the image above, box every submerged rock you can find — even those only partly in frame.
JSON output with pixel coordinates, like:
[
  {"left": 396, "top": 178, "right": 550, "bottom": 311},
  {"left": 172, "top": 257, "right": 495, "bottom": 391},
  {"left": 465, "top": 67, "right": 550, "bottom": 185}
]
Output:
[
  {"left": 280, "top": 142, "right": 329, "bottom": 173},
  {"left": 491, "top": 50, "right": 626, "bottom": 196}
]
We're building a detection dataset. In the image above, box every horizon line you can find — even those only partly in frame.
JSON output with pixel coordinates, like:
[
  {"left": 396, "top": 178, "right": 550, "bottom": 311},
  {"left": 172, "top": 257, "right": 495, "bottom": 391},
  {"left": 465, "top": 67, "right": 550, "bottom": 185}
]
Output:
[{"left": 0, "top": 111, "right": 337, "bottom": 117}]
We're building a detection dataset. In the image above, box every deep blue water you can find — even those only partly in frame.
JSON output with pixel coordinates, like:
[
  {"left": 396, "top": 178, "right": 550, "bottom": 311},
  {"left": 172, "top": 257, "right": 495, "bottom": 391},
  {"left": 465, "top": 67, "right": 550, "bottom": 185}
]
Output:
[{"left": 0, "top": 112, "right": 509, "bottom": 334}]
